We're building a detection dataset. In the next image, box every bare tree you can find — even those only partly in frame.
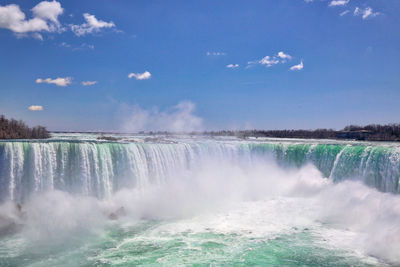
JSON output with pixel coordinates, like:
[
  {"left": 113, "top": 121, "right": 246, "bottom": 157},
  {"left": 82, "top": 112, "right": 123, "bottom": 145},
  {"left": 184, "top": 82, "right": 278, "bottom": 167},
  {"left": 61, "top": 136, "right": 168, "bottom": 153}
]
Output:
[{"left": 0, "top": 115, "right": 50, "bottom": 139}]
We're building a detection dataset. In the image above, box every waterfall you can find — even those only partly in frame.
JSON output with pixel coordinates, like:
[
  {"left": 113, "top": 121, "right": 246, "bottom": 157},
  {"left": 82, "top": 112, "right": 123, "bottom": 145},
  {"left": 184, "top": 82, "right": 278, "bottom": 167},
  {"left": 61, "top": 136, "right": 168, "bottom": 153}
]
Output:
[{"left": 1, "top": 139, "right": 400, "bottom": 202}]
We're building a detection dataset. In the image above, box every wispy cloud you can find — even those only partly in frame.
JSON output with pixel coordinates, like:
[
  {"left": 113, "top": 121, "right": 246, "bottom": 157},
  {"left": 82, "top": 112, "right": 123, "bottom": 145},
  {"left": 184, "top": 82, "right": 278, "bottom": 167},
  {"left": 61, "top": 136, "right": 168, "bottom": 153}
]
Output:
[
  {"left": 226, "top": 64, "right": 239, "bottom": 69},
  {"left": 60, "top": 42, "right": 71, "bottom": 48},
  {"left": 128, "top": 71, "right": 151, "bottom": 80},
  {"left": 329, "top": 0, "right": 350, "bottom": 7},
  {"left": 206, "top": 51, "right": 226, "bottom": 56},
  {"left": 120, "top": 101, "right": 203, "bottom": 133},
  {"left": 81, "top": 81, "right": 97, "bottom": 86},
  {"left": 354, "top": 7, "right": 380, "bottom": 20},
  {"left": 32, "top": 32, "right": 43, "bottom": 40},
  {"left": 340, "top": 10, "right": 350, "bottom": 16},
  {"left": 70, "top": 13, "right": 115, "bottom": 36},
  {"left": 28, "top": 105, "right": 43, "bottom": 111},
  {"left": 248, "top": 51, "right": 292, "bottom": 68},
  {"left": 36, "top": 77, "right": 72, "bottom": 86},
  {"left": 290, "top": 61, "right": 304, "bottom": 71},
  {"left": 60, "top": 42, "right": 94, "bottom": 50},
  {"left": 74, "top": 43, "right": 94, "bottom": 50},
  {"left": 0, "top": 1, "right": 64, "bottom": 36}
]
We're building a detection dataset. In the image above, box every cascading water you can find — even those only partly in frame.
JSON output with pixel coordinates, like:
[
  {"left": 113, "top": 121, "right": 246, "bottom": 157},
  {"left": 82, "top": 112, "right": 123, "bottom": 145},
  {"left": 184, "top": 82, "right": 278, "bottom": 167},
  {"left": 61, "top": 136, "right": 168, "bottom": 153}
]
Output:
[
  {"left": 1, "top": 137, "right": 400, "bottom": 202},
  {"left": 1, "top": 134, "right": 400, "bottom": 266}
]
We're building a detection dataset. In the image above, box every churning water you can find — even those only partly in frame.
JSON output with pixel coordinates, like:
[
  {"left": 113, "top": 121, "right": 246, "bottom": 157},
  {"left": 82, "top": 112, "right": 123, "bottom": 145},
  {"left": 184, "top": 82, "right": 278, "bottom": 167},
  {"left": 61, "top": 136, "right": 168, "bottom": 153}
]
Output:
[{"left": 0, "top": 133, "right": 399, "bottom": 266}]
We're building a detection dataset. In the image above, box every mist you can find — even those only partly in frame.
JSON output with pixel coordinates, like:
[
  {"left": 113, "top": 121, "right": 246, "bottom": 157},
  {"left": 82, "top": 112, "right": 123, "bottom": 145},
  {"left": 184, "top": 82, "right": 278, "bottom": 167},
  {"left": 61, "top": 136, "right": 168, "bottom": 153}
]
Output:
[
  {"left": 119, "top": 100, "right": 203, "bottom": 133},
  {"left": 1, "top": 154, "right": 399, "bottom": 264}
]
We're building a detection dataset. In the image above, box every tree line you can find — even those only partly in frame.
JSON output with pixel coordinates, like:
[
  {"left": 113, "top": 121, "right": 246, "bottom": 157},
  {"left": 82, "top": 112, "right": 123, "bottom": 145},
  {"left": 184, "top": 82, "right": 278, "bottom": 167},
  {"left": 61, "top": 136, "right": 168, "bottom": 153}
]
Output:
[
  {"left": 202, "top": 124, "right": 400, "bottom": 141},
  {"left": 0, "top": 115, "right": 50, "bottom": 139},
  {"left": 3, "top": 114, "right": 400, "bottom": 141}
]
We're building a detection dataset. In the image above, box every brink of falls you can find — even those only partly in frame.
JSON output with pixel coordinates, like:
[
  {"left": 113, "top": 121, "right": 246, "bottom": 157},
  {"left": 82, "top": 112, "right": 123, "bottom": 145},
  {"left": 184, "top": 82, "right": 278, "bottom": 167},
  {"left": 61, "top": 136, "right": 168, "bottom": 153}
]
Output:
[{"left": 1, "top": 135, "right": 399, "bottom": 203}]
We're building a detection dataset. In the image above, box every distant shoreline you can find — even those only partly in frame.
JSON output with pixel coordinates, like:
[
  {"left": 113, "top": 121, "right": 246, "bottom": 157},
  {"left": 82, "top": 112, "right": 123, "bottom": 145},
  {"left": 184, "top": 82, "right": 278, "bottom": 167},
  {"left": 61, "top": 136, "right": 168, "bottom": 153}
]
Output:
[
  {"left": 0, "top": 115, "right": 50, "bottom": 139},
  {"left": 2, "top": 113, "right": 399, "bottom": 142},
  {"left": 51, "top": 123, "right": 400, "bottom": 142}
]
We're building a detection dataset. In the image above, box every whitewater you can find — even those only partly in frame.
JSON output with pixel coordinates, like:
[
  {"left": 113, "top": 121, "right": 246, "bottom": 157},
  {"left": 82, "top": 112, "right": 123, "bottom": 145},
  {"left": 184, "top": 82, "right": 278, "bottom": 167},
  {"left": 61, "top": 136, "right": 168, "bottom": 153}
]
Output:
[{"left": 0, "top": 133, "right": 400, "bottom": 266}]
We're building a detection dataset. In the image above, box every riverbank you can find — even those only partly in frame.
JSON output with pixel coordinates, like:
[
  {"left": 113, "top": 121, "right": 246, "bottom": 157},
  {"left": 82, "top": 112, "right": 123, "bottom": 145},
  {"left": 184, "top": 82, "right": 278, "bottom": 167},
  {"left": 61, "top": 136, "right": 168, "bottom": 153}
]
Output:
[{"left": 0, "top": 115, "right": 50, "bottom": 139}]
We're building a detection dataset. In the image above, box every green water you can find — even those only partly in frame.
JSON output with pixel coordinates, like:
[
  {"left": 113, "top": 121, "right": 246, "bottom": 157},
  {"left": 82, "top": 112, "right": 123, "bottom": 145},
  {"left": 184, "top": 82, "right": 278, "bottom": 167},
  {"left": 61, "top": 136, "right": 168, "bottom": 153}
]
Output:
[
  {"left": 0, "top": 219, "right": 384, "bottom": 266},
  {"left": 0, "top": 195, "right": 391, "bottom": 266},
  {"left": 0, "top": 135, "right": 399, "bottom": 266}
]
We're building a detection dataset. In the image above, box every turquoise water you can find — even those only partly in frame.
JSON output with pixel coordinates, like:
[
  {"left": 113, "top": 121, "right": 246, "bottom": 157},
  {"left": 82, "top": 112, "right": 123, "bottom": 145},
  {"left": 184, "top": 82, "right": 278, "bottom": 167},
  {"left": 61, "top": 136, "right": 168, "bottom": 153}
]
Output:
[
  {"left": 0, "top": 202, "right": 388, "bottom": 266},
  {"left": 0, "top": 134, "right": 399, "bottom": 266}
]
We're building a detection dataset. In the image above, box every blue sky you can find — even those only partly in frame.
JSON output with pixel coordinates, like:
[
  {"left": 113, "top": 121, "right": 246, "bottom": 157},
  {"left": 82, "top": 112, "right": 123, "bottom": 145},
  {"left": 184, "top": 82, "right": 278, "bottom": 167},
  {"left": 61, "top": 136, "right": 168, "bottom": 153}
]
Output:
[{"left": 0, "top": 0, "right": 399, "bottom": 131}]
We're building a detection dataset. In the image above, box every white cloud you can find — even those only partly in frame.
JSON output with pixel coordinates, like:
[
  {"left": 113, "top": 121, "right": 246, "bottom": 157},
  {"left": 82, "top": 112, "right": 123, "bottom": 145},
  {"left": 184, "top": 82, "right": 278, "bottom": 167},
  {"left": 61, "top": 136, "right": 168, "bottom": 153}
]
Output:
[
  {"left": 206, "top": 51, "right": 226, "bottom": 56},
  {"left": 128, "top": 71, "right": 151, "bottom": 80},
  {"left": 340, "top": 10, "right": 350, "bottom": 16},
  {"left": 81, "top": 81, "right": 97, "bottom": 86},
  {"left": 36, "top": 77, "right": 72, "bottom": 86},
  {"left": 0, "top": 4, "right": 48, "bottom": 33},
  {"left": 71, "top": 13, "right": 115, "bottom": 36},
  {"left": 290, "top": 61, "right": 304, "bottom": 71},
  {"left": 120, "top": 101, "right": 203, "bottom": 133},
  {"left": 277, "top": 51, "right": 292, "bottom": 60},
  {"left": 0, "top": 2, "right": 118, "bottom": 38},
  {"left": 32, "top": 1, "right": 63, "bottom": 28},
  {"left": 329, "top": 0, "right": 350, "bottom": 7},
  {"left": 248, "top": 51, "right": 293, "bottom": 68},
  {"left": 259, "top": 56, "right": 280, "bottom": 67},
  {"left": 354, "top": 7, "right": 380, "bottom": 20},
  {"left": 226, "top": 64, "right": 239, "bottom": 69},
  {"left": 304, "top": 0, "right": 314, "bottom": 3},
  {"left": 28, "top": 105, "right": 43, "bottom": 111},
  {"left": 0, "top": 1, "right": 63, "bottom": 34}
]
